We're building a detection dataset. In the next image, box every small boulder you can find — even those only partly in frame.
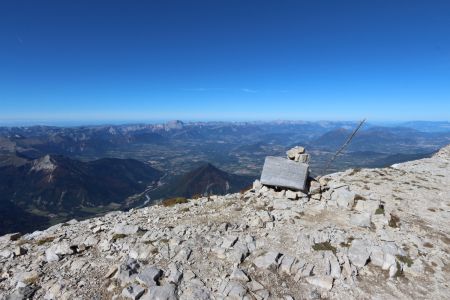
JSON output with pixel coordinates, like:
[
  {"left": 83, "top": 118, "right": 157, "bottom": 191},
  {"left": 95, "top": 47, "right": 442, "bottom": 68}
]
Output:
[
  {"left": 331, "top": 187, "right": 355, "bottom": 209},
  {"left": 306, "top": 276, "right": 333, "bottom": 290},
  {"left": 0, "top": 249, "right": 13, "bottom": 259},
  {"left": 116, "top": 258, "right": 141, "bottom": 285},
  {"left": 285, "top": 190, "right": 297, "bottom": 200},
  {"left": 286, "top": 146, "right": 305, "bottom": 159},
  {"left": 167, "top": 263, "right": 183, "bottom": 284},
  {"left": 112, "top": 224, "right": 141, "bottom": 235},
  {"left": 230, "top": 268, "right": 250, "bottom": 282},
  {"left": 350, "top": 212, "right": 372, "bottom": 228},
  {"left": 122, "top": 284, "right": 145, "bottom": 300},
  {"left": 136, "top": 266, "right": 163, "bottom": 287},
  {"left": 348, "top": 239, "right": 371, "bottom": 268},
  {"left": 13, "top": 246, "right": 27, "bottom": 257},
  {"left": 254, "top": 251, "right": 281, "bottom": 270},
  {"left": 141, "top": 284, "right": 177, "bottom": 300}
]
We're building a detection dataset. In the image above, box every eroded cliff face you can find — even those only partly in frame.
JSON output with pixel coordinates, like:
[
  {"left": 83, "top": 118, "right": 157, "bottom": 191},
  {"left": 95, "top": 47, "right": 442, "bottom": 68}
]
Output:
[{"left": 1, "top": 145, "right": 449, "bottom": 300}]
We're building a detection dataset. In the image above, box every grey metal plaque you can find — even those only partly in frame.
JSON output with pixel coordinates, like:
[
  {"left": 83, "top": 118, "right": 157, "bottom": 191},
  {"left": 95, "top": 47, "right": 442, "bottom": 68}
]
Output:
[{"left": 260, "top": 156, "right": 309, "bottom": 191}]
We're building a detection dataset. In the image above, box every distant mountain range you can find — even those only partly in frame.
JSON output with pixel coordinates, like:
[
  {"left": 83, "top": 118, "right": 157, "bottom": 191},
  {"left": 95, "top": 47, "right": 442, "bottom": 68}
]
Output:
[
  {"left": 0, "top": 120, "right": 449, "bottom": 234},
  {"left": 309, "top": 126, "right": 443, "bottom": 152}
]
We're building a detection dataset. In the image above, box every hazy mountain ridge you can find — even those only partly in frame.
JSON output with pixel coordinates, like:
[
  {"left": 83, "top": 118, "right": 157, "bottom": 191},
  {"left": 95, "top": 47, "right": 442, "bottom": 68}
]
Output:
[
  {"left": 1, "top": 120, "right": 448, "bottom": 175},
  {"left": 0, "top": 120, "right": 449, "bottom": 234}
]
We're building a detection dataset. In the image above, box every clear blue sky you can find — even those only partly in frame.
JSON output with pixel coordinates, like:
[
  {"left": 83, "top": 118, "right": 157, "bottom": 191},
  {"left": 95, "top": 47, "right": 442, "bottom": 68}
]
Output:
[{"left": 1, "top": 0, "right": 449, "bottom": 124}]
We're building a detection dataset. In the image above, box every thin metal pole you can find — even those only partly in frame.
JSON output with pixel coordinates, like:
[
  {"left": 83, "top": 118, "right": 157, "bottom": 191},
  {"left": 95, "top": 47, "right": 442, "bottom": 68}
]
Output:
[{"left": 321, "top": 119, "right": 366, "bottom": 176}]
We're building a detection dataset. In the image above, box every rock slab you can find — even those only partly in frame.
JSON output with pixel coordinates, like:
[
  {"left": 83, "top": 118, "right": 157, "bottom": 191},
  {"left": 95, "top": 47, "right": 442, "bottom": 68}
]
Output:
[{"left": 260, "top": 156, "right": 309, "bottom": 191}]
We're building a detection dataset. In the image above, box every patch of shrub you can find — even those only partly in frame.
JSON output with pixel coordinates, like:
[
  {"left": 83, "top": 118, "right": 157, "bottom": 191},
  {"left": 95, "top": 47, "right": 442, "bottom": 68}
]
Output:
[
  {"left": 394, "top": 261, "right": 404, "bottom": 277},
  {"left": 161, "top": 197, "right": 188, "bottom": 207},
  {"left": 389, "top": 213, "right": 400, "bottom": 228},
  {"left": 354, "top": 194, "right": 366, "bottom": 201},
  {"left": 36, "top": 236, "right": 55, "bottom": 246},
  {"left": 375, "top": 204, "right": 385, "bottom": 215},
  {"left": 312, "top": 242, "right": 337, "bottom": 254},
  {"left": 396, "top": 255, "right": 413, "bottom": 267},
  {"left": 348, "top": 168, "right": 362, "bottom": 176},
  {"left": 423, "top": 242, "right": 433, "bottom": 248},
  {"left": 111, "top": 234, "right": 127, "bottom": 242}
]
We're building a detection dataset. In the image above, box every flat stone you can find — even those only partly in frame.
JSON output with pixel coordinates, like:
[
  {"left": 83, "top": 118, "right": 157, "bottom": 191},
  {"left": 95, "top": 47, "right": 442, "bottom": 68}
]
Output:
[
  {"left": 15, "top": 270, "right": 39, "bottom": 285},
  {"left": 167, "top": 263, "right": 183, "bottom": 284},
  {"left": 326, "top": 253, "right": 341, "bottom": 279},
  {"left": 256, "top": 211, "right": 273, "bottom": 223},
  {"left": 254, "top": 251, "right": 281, "bottom": 270},
  {"left": 273, "top": 199, "right": 293, "bottom": 210},
  {"left": 295, "top": 153, "right": 310, "bottom": 163},
  {"left": 104, "top": 265, "right": 119, "bottom": 279},
  {"left": 0, "top": 249, "right": 13, "bottom": 259},
  {"left": 285, "top": 190, "right": 298, "bottom": 200},
  {"left": 228, "top": 242, "right": 249, "bottom": 263},
  {"left": 247, "top": 280, "right": 265, "bottom": 292},
  {"left": 331, "top": 187, "right": 355, "bottom": 209},
  {"left": 222, "top": 235, "right": 238, "bottom": 248},
  {"left": 354, "top": 199, "right": 380, "bottom": 213},
  {"left": 84, "top": 236, "right": 99, "bottom": 247},
  {"left": 45, "top": 247, "right": 60, "bottom": 262},
  {"left": 253, "top": 180, "right": 263, "bottom": 190},
  {"left": 141, "top": 284, "right": 177, "bottom": 300},
  {"left": 309, "top": 180, "right": 321, "bottom": 195},
  {"left": 369, "top": 246, "right": 384, "bottom": 267},
  {"left": 136, "top": 266, "right": 163, "bottom": 287},
  {"left": 260, "top": 156, "right": 309, "bottom": 191},
  {"left": 348, "top": 239, "right": 371, "bottom": 268},
  {"left": 54, "top": 242, "right": 74, "bottom": 256},
  {"left": 180, "top": 280, "right": 210, "bottom": 300},
  {"left": 227, "top": 281, "right": 248, "bottom": 299},
  {"left": 279, "top": 255, "right": 296, "bottom": 275},
  {"left": 230, "top": 268, "right": 250, "bottom": 282},
  {"left": 299, "top": 263, "right": 314, "bottom": 279},
  {"left": 6, "top": 286, "right": 37, "bottom": 300},
  {"left": 306, "top": 275, "right": 333, "bottom": 290},
  {"left": 350, "top": 212, "right": 372, "bottom": 227},
  {"left": 116, "top": 258, "right": 140, "bottom": 285},
  {"left": 43, "top": 242, "right": 73, "bottom": 262},
  {"left": 122, "top": 284, "right": 145, "bottom": 300},
  {"left": 287, "top": 146, "right": 305, "bottom": 159},
  {"left": 112, "top": 224, "right": 141, "bottom": 235}
]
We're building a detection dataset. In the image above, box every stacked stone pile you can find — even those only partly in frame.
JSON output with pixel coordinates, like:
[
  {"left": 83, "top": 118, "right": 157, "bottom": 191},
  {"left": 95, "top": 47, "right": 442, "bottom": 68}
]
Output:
[{"left": 286, "top": 146, "right": 310, "bottom": 163}]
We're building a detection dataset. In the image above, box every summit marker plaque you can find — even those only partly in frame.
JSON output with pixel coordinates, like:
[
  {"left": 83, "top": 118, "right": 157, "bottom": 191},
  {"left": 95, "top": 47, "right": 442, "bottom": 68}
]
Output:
[{"left": 260, "top": 156, "right": 309, "bottom": 191}]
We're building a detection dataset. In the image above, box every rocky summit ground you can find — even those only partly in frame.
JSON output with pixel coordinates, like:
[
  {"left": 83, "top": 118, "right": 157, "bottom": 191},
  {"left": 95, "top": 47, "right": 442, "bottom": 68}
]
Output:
[{"left": 1, "top": 145, "right": 450, "bottom": 300}]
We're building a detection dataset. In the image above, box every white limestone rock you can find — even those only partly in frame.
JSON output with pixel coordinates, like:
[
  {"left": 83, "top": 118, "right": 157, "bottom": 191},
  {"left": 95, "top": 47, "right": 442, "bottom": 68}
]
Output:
[
  {"left": 348, "top": 239, "right": 371, "bottom": 268},
  {"left": 306, "top": 275, "right": 333, "bottom": 290},
  {"left": 122, "top": 284, "right": 145, "bottom": 300},
  {"left": 254, "top": 251, "right": 281, "bottom": 270},
  {"left": 350, "top": 212, "right": 372, "bottom": 227}
]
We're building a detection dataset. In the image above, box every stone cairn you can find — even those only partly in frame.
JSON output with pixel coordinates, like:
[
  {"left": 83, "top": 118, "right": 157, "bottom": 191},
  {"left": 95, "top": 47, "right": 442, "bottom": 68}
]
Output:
[
  {"left": 286, "top": 146, "right": 310, "bottom": 163},
  {"left": 260, "top": 146, "right": 311, "bottom": 195}
]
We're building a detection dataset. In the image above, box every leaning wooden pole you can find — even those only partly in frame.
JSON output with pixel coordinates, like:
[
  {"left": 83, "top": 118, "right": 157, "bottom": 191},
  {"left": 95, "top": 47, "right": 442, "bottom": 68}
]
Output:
[{"left": 321, "top": 118, "right": 366, "bottom": 176}]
